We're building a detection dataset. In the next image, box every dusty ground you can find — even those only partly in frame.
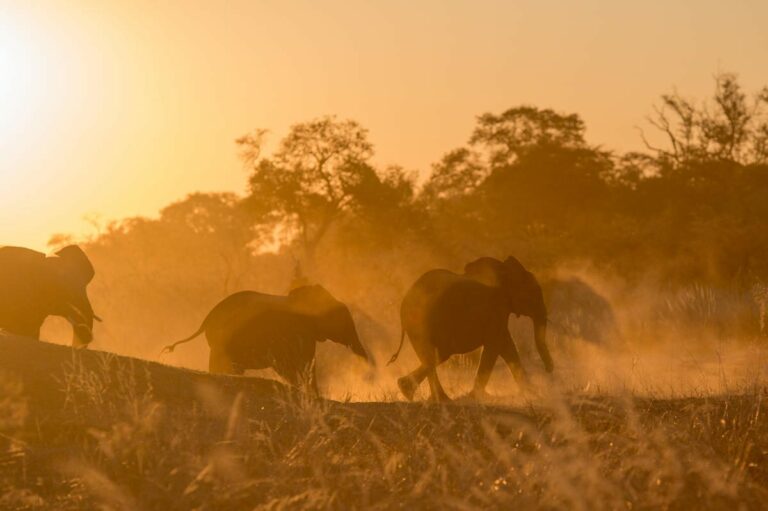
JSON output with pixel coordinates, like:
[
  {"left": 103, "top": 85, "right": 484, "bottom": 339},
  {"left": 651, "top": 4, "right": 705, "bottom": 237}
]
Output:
[{"left": 1, "top": 333, "right": 767, "bottom": 510}]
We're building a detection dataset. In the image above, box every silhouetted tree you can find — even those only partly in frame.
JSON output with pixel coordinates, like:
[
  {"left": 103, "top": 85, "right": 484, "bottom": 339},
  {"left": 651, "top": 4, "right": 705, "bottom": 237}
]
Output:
[
  {"left": 237, "top": 116, "right": 375, "bottom": 264},
  {"left": 421, "top": 148, "right": 487, "bottom": 203},
  {"left": 421, "top": 106, "right": 613, "bottom": 266},
  {"left": 46, "top": 70, "right": 768, "bottom": 357},
  {"left": 642, "top": 73, "right": 768, "bottom": 167},
  {"left": 471, "top": 106, "right": 588, "bottom": 166}
]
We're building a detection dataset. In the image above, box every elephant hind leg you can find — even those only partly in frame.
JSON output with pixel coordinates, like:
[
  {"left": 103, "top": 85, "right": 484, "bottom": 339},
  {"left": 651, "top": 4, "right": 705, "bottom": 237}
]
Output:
[
  {"left": 472, "top": 347, "right": 498, "bottom": 398},
  {"left": 209, "top": 348, "right": 238, "bottom": 375},
  {"left": 297, "top": 364, "right": 321, "bottom": 398},
  {"left": 276, "top": 361, "right": 319, "bottom": 397},
  {"left": 426, "top": 368, "right": 450, "bottom": 402},
  {"left": 397, "top": 364, "right": 430, "bottom": 401}
]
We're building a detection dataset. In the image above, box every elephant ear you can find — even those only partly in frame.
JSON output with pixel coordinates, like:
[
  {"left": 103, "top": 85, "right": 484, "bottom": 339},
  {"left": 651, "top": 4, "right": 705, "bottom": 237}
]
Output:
[
  {"left": 503, "top": 256, "right": 532, "bottom": 284},
  {"left": 503, "top": 256, "right": 546, "bottom": 294},
  {"left": 504, "top": 256, "right": 547, "bottom": 319},
  {"left": 54, "top": 245, "right": 95, "bottom": 286}
]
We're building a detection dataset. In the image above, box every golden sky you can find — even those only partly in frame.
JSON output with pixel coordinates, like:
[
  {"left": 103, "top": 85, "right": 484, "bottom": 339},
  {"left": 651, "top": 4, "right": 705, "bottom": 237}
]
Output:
[{"left": 2, "top": 0, "right": 767, "bottom": 249}]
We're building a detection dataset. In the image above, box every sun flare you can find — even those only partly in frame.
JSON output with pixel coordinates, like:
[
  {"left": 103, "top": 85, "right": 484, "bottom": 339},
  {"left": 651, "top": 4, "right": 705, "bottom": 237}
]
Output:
[
  {"left": 0, "top": 12, "right": 49, "bottom": 141},
  {"left": 1, "top": 2, "right": 768, "bottom": 508}
]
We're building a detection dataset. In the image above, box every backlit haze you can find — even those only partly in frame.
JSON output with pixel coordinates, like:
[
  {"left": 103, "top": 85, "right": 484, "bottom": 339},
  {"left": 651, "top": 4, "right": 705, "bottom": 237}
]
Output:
[{"left": 2, "top": 0, "right": 767, "bottom": 249}]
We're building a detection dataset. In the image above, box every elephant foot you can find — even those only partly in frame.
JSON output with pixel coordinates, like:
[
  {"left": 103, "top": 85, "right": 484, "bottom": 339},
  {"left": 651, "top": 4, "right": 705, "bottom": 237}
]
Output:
[
  {"left": 511, "top": 369, "right": 530, "bottom": 388},
  {"left": 470, "top": 388, "right": 492, "bottom": 401},
  {"left": 429, "top": 391, "right": 452, "bottom": 403},
  {"left": 397, "top": 376, "right": 418, "bottom": 401}
]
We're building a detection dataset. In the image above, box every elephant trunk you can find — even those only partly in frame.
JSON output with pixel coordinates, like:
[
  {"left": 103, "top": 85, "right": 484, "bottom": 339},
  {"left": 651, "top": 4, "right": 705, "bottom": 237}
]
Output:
[
  {"left": 533, "top": 317, "right": 554, "bottom": 373},
  {"left": 65, "top": 303, "right": 94, "bottom": 348},
  {"left": 348, "top": 332, "right": 375, "bottom": 367}
]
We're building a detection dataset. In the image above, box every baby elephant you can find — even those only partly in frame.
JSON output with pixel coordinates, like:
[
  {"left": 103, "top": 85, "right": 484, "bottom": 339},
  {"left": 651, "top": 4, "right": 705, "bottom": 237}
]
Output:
[{"left": 162, "top": 285, "right": 372, "bottom": 395}]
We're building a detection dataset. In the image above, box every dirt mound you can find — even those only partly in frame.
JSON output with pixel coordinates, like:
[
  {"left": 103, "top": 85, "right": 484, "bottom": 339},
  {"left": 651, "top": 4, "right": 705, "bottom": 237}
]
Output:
[{"left": 0, "top": 333, "right": 296, "bottom": 420}]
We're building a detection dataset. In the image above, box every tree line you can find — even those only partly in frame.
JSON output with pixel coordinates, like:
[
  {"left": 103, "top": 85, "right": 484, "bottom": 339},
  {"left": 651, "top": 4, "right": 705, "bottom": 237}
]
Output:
[{"left": 48, "top": 73, "right": 768, "bottom": 357}]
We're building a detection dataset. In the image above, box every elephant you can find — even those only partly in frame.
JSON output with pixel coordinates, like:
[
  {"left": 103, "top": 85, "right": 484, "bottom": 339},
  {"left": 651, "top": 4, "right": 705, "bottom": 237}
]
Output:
[
  {"left": 542, "top": 277, "right": 619, "bottom": 346},
  {"left": 0, "top": 245, "right": 100, "bottom": 347},
  {"left": 161, "top": 284, "right": 372, "bottom": 395},
  {"left": 388, "top": 256, "right": 551, "bottom": 402}
]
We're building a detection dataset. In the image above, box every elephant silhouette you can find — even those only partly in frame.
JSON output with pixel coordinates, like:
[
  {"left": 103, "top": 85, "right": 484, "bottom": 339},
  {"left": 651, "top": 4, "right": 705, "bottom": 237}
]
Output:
[
  {"left": 0, "top": 245, "right": 100, "bottom": 347},
  {"left": 388, "top": 256, "right": 551, "bottom": 402},
  {"left": 162, "top": 284, "right": 372, "bottom": 396}
]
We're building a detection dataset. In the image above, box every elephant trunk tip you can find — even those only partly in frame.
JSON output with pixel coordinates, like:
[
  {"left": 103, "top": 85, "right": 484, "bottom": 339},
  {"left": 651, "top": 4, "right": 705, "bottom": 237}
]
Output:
[
  {"left": 357, "top": 346, "right": 376, "bottom": 367},
  {"left": 349, "top": 340, "right": 376, "bottom": 367}
]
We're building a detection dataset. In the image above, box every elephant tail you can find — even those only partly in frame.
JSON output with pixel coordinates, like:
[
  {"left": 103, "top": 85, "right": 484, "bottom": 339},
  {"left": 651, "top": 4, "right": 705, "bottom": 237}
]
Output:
[
  {"left": 159, "top": 326, "right": 205, "bottom": 356},
  {"left": 386, "top": 328, "right": 406, "bottom": 366}
]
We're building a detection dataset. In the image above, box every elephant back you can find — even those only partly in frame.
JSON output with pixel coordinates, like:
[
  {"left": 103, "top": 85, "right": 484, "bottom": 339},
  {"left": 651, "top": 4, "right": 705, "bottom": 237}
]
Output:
[
  {"left": 0, "top": 247, "right": 50, "bottom": 326},
  {"left": 288, "top": 285, "right": 341, "bottom": 317},
  {"left": 0, "top": 247, "right": 47, "bottom": 289}
]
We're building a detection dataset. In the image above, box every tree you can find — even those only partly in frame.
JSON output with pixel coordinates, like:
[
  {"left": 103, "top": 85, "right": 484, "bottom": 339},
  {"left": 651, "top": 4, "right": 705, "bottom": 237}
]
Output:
[
  {"left": 237, "top": 116, "right": 377, "bottom": 264},
  {"left": 470, "top": 106, "right": 588, "bottom": 167},
  {"left": 420, "top": 106, "right": 612, "bottom": 261},
  {"left": 421, "top": 148, "right": 487, "bottom": 203},
  {"left": 422, "top": 106, "right": 596, "bottom": 203},
  {"left": 642, "top": 73, "right": 768, "bottom": 167}
]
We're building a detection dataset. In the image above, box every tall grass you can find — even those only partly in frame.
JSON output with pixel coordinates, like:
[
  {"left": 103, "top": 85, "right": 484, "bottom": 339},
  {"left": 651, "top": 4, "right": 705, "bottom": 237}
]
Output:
[{"left": 0, "top": 349, "right": 765, "bottom": 510}]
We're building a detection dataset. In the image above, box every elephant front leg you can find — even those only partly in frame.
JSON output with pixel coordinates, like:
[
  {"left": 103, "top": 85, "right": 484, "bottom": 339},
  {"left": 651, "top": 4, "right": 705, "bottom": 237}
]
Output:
[
  {"left": 471, "top": 347, "right": 498, "bottom": 399},
  {"left": 499, "top": 336, "right": 528, "bottom": 388},
  {"left": 397, "top": 364, "right": 430, "bottom": 401},
  {"left": 535, "top": 338, "right": 554, "bottom": 374},
  {"left": 308, "top": 365, "right": 320, "bottom": 399}
]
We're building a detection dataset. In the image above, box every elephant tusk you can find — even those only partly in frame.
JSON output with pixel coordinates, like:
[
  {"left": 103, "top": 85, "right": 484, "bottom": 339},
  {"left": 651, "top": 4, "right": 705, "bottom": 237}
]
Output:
[{"left": 93, "top": 314, "right": 103, "bottom": 322}]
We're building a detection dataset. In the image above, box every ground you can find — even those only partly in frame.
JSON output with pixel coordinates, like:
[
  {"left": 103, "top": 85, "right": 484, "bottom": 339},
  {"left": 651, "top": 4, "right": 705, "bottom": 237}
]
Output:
[{"left": 1, "top": 333, "right": 767, "bottom": 510}]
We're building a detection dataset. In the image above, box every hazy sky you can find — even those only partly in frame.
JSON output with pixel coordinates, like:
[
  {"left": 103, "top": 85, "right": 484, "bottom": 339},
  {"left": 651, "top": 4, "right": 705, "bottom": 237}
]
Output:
[{"left": 2, "top": 0, "right": 767, "bottom": 249}]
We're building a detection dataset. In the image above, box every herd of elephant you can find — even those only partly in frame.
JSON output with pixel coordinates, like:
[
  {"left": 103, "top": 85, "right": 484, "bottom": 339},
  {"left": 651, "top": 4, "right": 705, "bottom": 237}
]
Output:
[{"left": 0, "top": 245, "right": 553, "bottom": 402}]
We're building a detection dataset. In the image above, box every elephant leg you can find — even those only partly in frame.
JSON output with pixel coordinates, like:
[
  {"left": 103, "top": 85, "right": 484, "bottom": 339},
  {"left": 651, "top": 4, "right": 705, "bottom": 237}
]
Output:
[
  {"left": 471, "top": 347, "right": 498, "bottom": 398},
  {"left": 299, "top": 358, "right": 319, "bottom": 397},
  {"left": 309, "top": 365, "right": 320, "bottom": 399},
  {"left": 397, "top": 364, "right": 431, "bottom": 401},
  {"left": 277, "top": 360, "right": 317, "bottom": 397},
  {"left": 292, "top": 359, "right": 320, "bottom": 397},
  {"left": 426, "top": 368, "right": 450, "bottom": 402},
  {"left": 209, "top": 348, "right": 237, "bottom": 374},
  {"left": 14, "top": 319, "right": 42, "bottom": 340},
  {"left": 290, "top": 372, "right": 308, "bottom": 392},
  {"left": 535, "top": 338, "right": 554, "bottom": 373},
  {"left": 499, "top": 337, "right": 528, "bottom": 387}
]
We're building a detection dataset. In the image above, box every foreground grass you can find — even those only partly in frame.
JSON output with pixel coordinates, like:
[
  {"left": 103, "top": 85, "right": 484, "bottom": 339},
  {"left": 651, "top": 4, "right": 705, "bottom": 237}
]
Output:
[{"left": 1, "top": 336, "right": 767, "bottom": 510}]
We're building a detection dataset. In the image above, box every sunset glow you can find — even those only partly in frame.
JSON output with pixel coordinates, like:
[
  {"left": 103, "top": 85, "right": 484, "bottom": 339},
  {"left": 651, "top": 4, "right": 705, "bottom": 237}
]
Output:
[
  {"left": 2, "top": 0, "right": 768, "bottom": 248},
  {"left": 3, "top": 2, "right": 768, "bottom": 508}
]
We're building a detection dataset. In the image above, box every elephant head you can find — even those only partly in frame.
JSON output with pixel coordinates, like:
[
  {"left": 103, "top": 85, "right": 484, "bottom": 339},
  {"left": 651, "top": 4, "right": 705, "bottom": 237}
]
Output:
[
  {"left": 46, "top": 245, "right": 100, "bottom": 347},
  {"left": 464, "top": 256, "right": 553, "bottom": 372},
  {"left": 289, "top": 285, "right": 373, "bottom": 365}
]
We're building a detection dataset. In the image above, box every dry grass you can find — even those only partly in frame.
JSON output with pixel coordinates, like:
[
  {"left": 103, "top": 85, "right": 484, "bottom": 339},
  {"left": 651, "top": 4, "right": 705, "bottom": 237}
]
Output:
[{"left": 1, "top": 334, "right": 768, "bottom": 510}]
